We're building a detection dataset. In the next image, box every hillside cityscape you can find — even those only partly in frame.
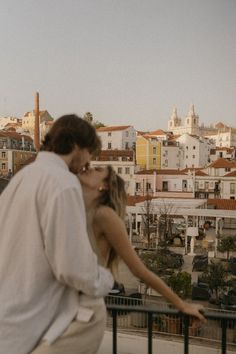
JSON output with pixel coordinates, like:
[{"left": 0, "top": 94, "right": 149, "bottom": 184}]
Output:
[{"left": 0, "top": 93, "right": 236, "bottom": 351}]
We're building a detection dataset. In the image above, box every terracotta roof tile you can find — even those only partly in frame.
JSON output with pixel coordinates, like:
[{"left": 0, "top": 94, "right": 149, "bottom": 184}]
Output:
[
  {"left": 0, "top": 131, "right": 33, "bottom": 141},
  {"left": 215, "top": 147, "right": 235, "bottom": 152},
  {"left": 92, "top": 149, "right": 134, "bottom": 161},
  {"left": 149, "top": 129, "right": 166, "bottom": 135},
  {"left": 224, "top": 170, "right": 236, "bottom": 177},
  {"left": 215, "top": 122, "right": 227, "bottom": 129},
  {"left": 195, "top": 171, "right": 209, "bottom": 176},
  {"left": 208, "top": 158, "right": 236, "bottom": 168},
  {"left": 136, "top": 169, "right": 186, "bottom": 175},
  {"left": 97, "top": 125, "right": 131, "bottom": 132},
  {"left": 180, "top": 167, "right": 204, "bottom": 173},
  {"left": 207, "top": 199, "right": 236, "bottom": 210}
]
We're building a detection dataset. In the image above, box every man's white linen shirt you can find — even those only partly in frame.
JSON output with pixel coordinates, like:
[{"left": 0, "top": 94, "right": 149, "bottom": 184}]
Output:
[{"left": 0, "top": 152, "right": 113, "bottom": 354}]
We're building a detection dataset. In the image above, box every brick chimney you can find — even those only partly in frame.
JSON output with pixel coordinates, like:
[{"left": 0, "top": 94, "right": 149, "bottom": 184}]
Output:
[{"left": 34, "top": 92, "right": 40, "bottom": 151}]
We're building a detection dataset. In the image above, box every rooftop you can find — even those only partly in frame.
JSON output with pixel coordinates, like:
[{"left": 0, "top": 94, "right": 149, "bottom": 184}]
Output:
[{"left": 97, "top": 125, "right": 131, "bottom": 132}]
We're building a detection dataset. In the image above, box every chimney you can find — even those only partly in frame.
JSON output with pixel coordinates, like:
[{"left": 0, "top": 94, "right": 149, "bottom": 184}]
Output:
[{"left": 34, "top": 92, "right": 40, "bottom": 151}]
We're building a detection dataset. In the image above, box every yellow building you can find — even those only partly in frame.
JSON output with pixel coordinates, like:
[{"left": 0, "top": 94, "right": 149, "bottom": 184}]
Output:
[{"left": 136, "top": 133, "right": 161, "bottom": 170}]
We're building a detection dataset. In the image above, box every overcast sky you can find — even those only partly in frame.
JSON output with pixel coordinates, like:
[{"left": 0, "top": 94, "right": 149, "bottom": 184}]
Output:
[{"left": 0, "top": 0, "right": 235, "bottom": 130}]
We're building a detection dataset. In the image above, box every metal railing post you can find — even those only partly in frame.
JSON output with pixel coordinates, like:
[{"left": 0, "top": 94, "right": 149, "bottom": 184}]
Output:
[
  {"left": 112, "top": 309, "right": 117, "bottom": 354},
  {"left": 183, "top": 315, "right": 189, "bottom": 354},
  {"left": 147, "top": 312, "right": 153, "bottom": 354},
  {"left": 221, "top": 319, "right": 227, "bottom": 354}
]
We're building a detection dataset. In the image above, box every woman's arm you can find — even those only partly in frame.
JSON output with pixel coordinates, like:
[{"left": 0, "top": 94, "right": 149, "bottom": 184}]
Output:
[{"left": 95, "top": 206, "right": 205, "bottom": 321}]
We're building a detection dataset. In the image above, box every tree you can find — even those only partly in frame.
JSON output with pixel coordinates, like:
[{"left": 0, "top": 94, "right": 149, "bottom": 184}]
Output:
[
  {"left": 83, "top": 112, "right": 105, "bottom": 129},
  {"left": 83, "top": 112, "right": 93, "bottom": 123},
  {"left": 139, "top": 249, "right": 182, "bottom": 277},
  {"left": 93, "top": 120, "right": 105, "bottom": 129},
  {"left": 141, "top": 194, "right": 157, "bottom": 249},
  {"left": 157, "top": 200, "right": 176, "bottom": 248},
  {"left": 166, "top": 271, "right": 192, "bottom": 299},
  {"left": 200, "top": 260, "right": 227, "bottom": 301},
  {"left": 217, "top": 236, "right": 236, "bottom": 260}
]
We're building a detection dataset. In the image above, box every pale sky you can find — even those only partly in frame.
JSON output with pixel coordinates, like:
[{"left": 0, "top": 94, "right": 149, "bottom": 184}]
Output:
[{"left": 0, "top": 0, "right": 235, "bottom": 130}]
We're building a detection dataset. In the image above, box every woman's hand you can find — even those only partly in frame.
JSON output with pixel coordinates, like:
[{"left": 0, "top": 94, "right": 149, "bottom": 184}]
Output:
[{"left": 181, "top": 302, "right": 206, "bottom": 323}]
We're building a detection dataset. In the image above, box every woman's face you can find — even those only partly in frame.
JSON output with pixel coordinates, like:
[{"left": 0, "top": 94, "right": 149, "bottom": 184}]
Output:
[{"left": 78, "top": 166, "right": 109, "bottom": 190}]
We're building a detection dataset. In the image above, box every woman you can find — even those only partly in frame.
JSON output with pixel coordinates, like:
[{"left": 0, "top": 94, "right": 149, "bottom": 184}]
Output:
[{"left": 79, "top": 165, "right": 205, "bottom": 322}]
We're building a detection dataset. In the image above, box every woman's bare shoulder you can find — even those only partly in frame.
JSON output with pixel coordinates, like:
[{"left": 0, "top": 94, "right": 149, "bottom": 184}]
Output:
[{"left": 94, "top": 205, "right": 117, "bottom": 221}]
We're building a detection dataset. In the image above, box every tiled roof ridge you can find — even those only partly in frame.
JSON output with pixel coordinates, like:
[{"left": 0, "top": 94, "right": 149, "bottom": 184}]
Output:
[{"left": 97, "top": 125, "right": 131, "bottom": 132}]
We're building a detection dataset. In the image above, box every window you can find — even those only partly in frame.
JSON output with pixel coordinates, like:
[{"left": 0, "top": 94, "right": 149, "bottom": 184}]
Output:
[
  {"left": 230, "top": 183, "right": 235, "bottom": 194},
  {"left": 153, "top": 158, "right": 156, "bottom": 165},
  {"left": 219, "top": 152, "right": 223, "bottom": 158},
  {"left": 108, "top": 132, "right": 111, "bottom": 137},
  {"left": 192, "top": 155, "right": 195, "bottom": 158},
  {"left": 225, "top": 168, "right": 231, "bottom": 172},
  {"left": 162, "top": 181, "right": 168, "bottom": 191},
  {"left": 186, "top": 146, "right": 188, "bottom": 150},
  {"left": 125, "top": 167, "right": 130, "bottom": 174},
  {"left": 125, "top": 142, "right": 129, "bottom": 149},
  {"left": 1, "top": 151, "right": 6, "bottom": 158},
  {"left": 125, "top": 131, "right": 129, "bottom": 137},
  {"left": 153, "top": 147, "right": 156, "bottom": 154},
  {"left": 193, "top": 146, "right": 196, "bottom": 150},
  {"left": 186, "top": 155, "right": 188, "bottom": 159},
  {"left": 136, "top": 182, "right": 141, "bottom": 191},
  {"left": 1, "top": 163, "right": 6, "bottom": 170},
  {"left": 117, "top": 167, "right": 122, "bottom": 174},
  {"left": 108, "top": 142, "right": 112, "bottom": 149}
]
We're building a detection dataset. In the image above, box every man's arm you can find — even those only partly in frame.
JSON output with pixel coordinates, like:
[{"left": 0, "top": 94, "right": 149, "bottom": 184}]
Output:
[{"left": 42, "top": 186, "right": 113, "bottom": 297}]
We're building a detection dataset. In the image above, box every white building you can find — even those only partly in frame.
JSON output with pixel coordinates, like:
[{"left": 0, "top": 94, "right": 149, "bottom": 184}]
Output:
[
  {"left": 96, "top": 125, "right": 136, "bottom": 150},
  {"left": 176, "top": 133, "right": 214, "bottom": 168},
  {"left": 209, "top": 147, "right": 236, "bottom": 162},
  {"left": 134, "top": 169, "right": 194, "bottom": 198},
  {"left": 205, "top": 127, "right": 236, "bottom": 148},
  {"left": 205, "top": 158, "right": 236, "bottom": 177},
  {"left": 91, "top": 150, "right": 135, "bottom": 195},
  {"left": 221, "top": 171, "right": 236, "bottom": 200},
  {"left": 0, "top": 116, "right": 21, "bottom": 130},
  {"left": 161, "top": 140, "right": 184, "bottom": 169}
]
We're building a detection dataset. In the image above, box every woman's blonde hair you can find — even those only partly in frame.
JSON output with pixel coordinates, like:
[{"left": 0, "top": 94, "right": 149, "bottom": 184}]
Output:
[{"left": 96, "top": 165, "right": 127, "bottom": 276}]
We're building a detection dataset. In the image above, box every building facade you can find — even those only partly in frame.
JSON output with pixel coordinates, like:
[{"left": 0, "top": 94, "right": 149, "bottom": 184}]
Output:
[
  {"left": 91, "top": 149, "right": 135, "bottom": 195},
  {"left": 22, "top": 110, "right": 53, "bottom": 136},
  {"left": 0, "top": 131, "right": 35, "bottom": 176},
  {"left": 136, "top": 134, "right": 161, "bottom": 170},
  {"left": 176, "top": 133, "right": 214, "bottom": 168},
  {"left": 96, "top": 125, "right": 136, "bottom": 150}
]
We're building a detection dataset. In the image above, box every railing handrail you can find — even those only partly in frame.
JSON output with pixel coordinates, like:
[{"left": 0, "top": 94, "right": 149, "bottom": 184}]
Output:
[
  {"left": 106, "top": 303, "right": 236, "bottom": 354},
  {"left": 106, "top": 303, "right": 236, "bottom": 321}
]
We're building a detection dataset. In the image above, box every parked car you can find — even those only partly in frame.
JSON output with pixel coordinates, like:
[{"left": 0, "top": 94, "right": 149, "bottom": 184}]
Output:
[
  {"left": 192, "top": 279, "right": 211, "bottom": 301},
  {"left": 220, "top": 289, "right": 236, "bottom": 311},
  {"left": 192, "top": 254, "right": 208, "bottom": 272}
]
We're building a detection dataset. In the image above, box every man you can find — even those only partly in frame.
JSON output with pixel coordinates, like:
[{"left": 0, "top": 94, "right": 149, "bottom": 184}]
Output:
[{"left": 0, "top": 115, "right": 114, "bottom": 354}]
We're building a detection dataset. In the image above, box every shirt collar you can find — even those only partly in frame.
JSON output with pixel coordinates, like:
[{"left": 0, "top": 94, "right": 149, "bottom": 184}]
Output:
[{"left": 36, "top": 151, "right": 69, "bottom": 171}]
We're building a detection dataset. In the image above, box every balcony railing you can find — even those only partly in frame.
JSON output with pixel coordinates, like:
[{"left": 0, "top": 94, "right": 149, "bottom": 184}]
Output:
[{"left": 106, "top": 303, "right": 236, "bottom": 354}]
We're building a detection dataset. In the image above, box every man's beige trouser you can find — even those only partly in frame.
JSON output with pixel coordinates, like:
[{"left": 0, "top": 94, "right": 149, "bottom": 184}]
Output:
[{"left": 30, "top": 300, "right": 106, "bottom": 354}]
